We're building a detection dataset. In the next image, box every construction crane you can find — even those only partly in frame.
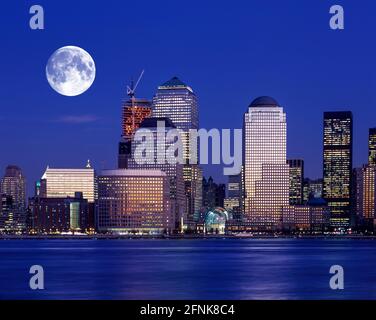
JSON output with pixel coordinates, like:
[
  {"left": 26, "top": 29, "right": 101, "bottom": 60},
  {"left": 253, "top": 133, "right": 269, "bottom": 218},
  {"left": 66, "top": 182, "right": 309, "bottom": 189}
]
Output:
[
  {"left": 127, "top": 69, "right": 144, "bottom": 98},
  {"left": 126, "top": 70, "right": 145, "bottom": 136}
]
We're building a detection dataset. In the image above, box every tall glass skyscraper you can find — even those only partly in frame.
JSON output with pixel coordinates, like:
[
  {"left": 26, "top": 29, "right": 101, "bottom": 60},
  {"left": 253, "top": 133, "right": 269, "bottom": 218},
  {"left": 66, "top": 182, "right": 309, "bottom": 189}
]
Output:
[
  {"left": 0, "top": 165, "right": 26, "bottom": 212},
  {"left": 0, "top": 165, "right": 27, "bottom": 232},
  {"left": 152, "top": 77, "right": 202, "bottom": 220},
  {"left": 369, "top": 128, "right": 376, "bottom": 166},
  {"left": 243, "top": 96, "right": 289, "bottom": 230},
  {"left": 322, "top": 111, "right": 353, "bottom": 229},
  {"left": 287, "top": 159, "right": 304, "bottom": 205},
  {"left": 152, "top": 77, "right": 198, "bottom": 163}
]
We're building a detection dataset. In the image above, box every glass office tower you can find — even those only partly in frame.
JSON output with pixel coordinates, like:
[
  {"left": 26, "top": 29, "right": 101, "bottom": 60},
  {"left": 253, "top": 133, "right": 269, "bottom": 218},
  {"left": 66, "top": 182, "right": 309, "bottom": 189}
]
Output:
[
  {"left": 243, "top": 96, "right": 289, "bottom": 230},
  {"left": 152, "top": 77, "right": 202, "bottom": 221},
  {"left": 322, "top": 111, "right": 353, "bottom": 229},
  {"left": 369, "top": 128, "right": 376, "bottom": 166},
  {"left": 287, "top": 159, "right": 304, "bottom": 205}
]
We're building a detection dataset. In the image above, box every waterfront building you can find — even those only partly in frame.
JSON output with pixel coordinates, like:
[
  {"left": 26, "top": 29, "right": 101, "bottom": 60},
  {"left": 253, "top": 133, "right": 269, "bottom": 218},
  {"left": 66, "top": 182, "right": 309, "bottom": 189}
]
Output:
[
  {"left": 1, "top": 165, "right": 26, "bottom": 212},
  {"left": 40, "top": 161, "right": 96, "bottom": 203},
  {"left": 152, "top": 77, "right": 202, "bottom": 220},
  {"left": 128, "top": 117, "right": 186, "bottom": 231},
  {"left": 194, "top": 207, "right": 232, "bottom": 234},
  {"left": 281, "top": 199, "right": 330, "bottom": 232},
  {"left": 28, "top": 192, "right": 89, "bottom": 234},
  {"left": 0, "top": 165, "right": 27, "bottom": 233},
  {"left": 352, "top": 165, "right": 376, "bottom": 232},
  {"left": 322, "top": 111, "right": 353, "bottom": 229},
  {"left": 287, "top": 159, "right": 304, "bottom": 205},
  {"left": 242, "top": 96, "right": 289, "bottom": 230},
  {"left": 97, "top": 169, "right": 173, "bottom": 234}
]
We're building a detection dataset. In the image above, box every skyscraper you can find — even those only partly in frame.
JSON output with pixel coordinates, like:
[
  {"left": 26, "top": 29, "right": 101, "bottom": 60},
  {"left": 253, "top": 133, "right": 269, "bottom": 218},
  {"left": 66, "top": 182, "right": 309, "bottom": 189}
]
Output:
[
  {"left": 353, "top": 165, "right": 376, "bottom": 231},
  {"left": 243, "top": 96, "right": 289, "bottom": 230},
  {"left": 152, "top": 77, "right": 202, "bottom": 220},
  {"left": 0, "top": 165, "right": 27, "bottom": 233},
  {"left": 40, "top": 161, "right": 96, "bottom": 203},
  {"left": 224, "top": 173, "right": 242, "bottom": 215},
  {"left": 1, "top": 165, "right": 26, "bottom": 212},
  {"left": 128, "top": 117, "right": 186, "bottom": 231},
  {"left": 287, "top": 159, "right": 304, "bottom": 205},
  {"left": 118, "top": 97, "right": 152, "bottom": 169},
  {"left": 369, "top": 128, "right": 376, "bottom": 166},
  {"left": 322, "top": 111, "right": 353, "bottom": 229}
]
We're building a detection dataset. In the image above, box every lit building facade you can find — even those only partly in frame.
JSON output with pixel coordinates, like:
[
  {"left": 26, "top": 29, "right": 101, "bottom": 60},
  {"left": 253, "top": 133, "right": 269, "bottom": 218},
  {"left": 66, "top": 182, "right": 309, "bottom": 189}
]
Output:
[
  {"left": 128, "top": 117, "right": 186, "bottom": 231},
  {"left": 282, "top": 199, "right": 330, "bottom": 232},
  {"left": 224, "top": 173, "right": 242, "bottom": 215},
  {"left": 353, "top": 165, "right": 376, "bottom": 231},
  {"left": 40, "top": 162, "right": 96, "bottom": 203},
  {"left": 0, "top": 165, "right": 27, "bottom": 233},
  {"left": 322, "top": 111, "right": 353, "bottom": 229},
  {"left": 152, "top": 76, "right": 202, "bottom": 220},
  {"left": 243, "top": 96, "right": 289, "bottom": 230},
  {"left": 1, "top": 165, "right": 26, "bottom": 212},
  {"left": 118, "top": 97, "right": 152, "bottom": 169},
  {"left": 369, "top": 128, "right": 376, "bottom": 166},
  {"left": 97, "top": 169, "right": 173, "bottom": 234},
  {"left": 287, "top": 159, "right": 304, "bottom": 205}
]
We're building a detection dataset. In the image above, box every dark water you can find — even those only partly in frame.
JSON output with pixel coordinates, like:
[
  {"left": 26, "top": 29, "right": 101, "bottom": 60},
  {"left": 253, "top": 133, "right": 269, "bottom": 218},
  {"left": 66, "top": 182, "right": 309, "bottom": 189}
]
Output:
[{"left": 0, "top": 238, "right": 375, "bottom": 300}]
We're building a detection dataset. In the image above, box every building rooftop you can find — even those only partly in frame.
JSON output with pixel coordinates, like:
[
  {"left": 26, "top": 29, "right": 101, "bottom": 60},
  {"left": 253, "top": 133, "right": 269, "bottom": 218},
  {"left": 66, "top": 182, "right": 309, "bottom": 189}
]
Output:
[
  {"left": 249, "top": 96, "right": 279, "bottom": 108},
  {"left": 158, "top": 76, "right": 193, "bottom": 93},
  {"left": 140, "top": 117, "right": 176, "bottom": 129},
  {"left": 99, "top": 169, "right": 167, "bottom": 177}
]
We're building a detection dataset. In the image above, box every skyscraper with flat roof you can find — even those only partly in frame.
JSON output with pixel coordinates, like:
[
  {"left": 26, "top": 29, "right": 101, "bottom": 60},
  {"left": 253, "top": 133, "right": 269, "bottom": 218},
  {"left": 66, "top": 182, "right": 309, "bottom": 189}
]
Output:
[
  {"left": 369, "top": 128, "right": 376, "bottom": 166},
  {"left": 1, "top": 165, "right": 26, "bottom": 212},
  {"left": 243, "top": 96, "right": 289, "bottom": 230},
  {"left": 322, "top": 111, "right": 353, "bottom": 229},
  {"left": 97, "top": 169, "right": 172, "bottom": 234},
  {"left": 40, "top": 161, "right": 96, "bottom": 203},
  {"left": 287, "top": 159, "right": 304, "bottom": 205}
]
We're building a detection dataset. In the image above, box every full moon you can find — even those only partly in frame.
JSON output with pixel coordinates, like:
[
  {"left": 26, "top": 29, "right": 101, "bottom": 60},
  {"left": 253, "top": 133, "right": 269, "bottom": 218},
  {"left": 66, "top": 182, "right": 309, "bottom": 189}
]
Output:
[{"left": 46, "top": 46, "right": 96, "bottom": 96}]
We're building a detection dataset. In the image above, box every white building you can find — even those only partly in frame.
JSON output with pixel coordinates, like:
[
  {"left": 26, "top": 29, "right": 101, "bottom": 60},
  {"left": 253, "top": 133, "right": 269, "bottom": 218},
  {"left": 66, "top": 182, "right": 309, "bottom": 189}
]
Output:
[
  {"left": 243, "top": 96, "right": 289, "bottom": 230},
  {"left": 41, "top": 161, "right": 96, "bottom": 203}
]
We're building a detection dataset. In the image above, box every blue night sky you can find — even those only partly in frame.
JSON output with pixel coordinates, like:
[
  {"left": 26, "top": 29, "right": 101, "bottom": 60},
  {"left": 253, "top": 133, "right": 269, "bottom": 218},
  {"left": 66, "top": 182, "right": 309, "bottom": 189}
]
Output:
[{"left": 1, "top": 0, "right": 376, "bottom": 195}]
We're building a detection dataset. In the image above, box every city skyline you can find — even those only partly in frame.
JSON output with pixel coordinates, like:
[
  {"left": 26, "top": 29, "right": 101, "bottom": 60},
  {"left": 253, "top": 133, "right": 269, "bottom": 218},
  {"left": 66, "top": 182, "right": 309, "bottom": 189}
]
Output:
[{"left": 2, "top": 0, "right": 376, "bottom": 197}]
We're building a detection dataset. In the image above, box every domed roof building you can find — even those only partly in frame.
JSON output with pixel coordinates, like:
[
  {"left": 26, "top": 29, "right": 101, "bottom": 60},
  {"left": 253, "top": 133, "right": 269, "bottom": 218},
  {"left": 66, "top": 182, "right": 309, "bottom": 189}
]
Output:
[
  {"left": 249, "top": 96, "right": 279, "bottom": 108},
  {"left": 203, "top": 207, "right": 233, "bottom": 234}
]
